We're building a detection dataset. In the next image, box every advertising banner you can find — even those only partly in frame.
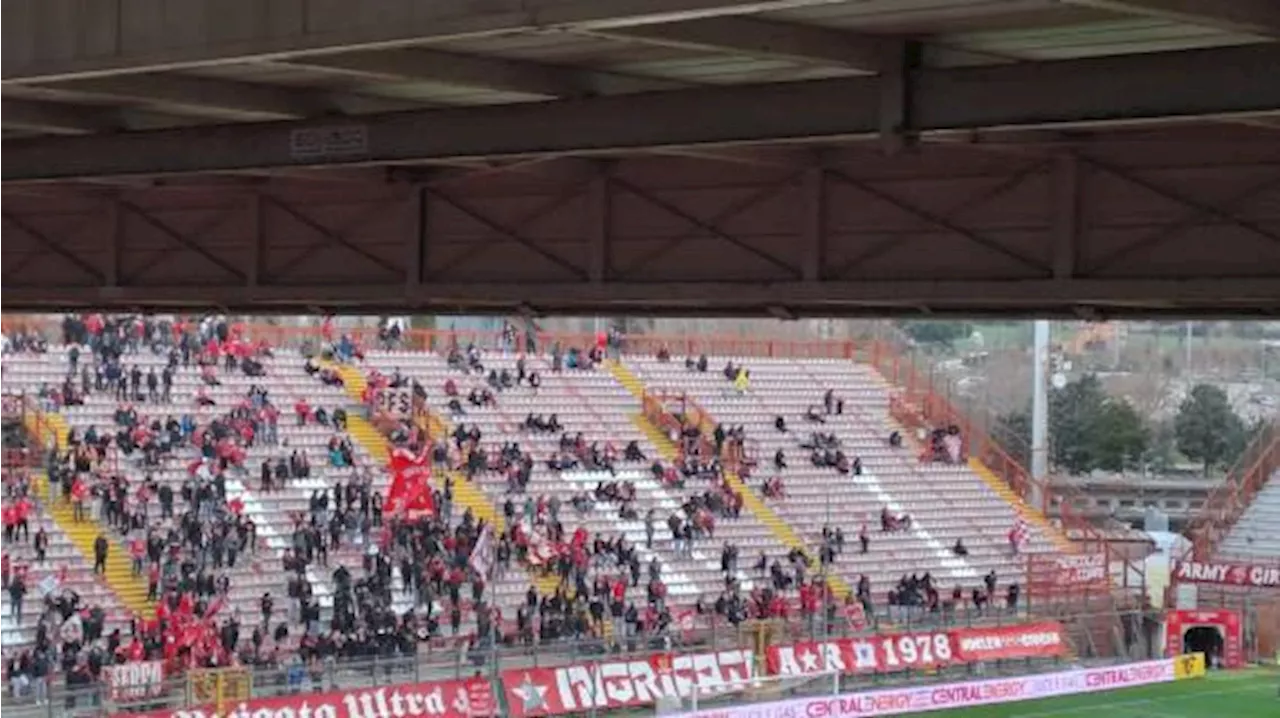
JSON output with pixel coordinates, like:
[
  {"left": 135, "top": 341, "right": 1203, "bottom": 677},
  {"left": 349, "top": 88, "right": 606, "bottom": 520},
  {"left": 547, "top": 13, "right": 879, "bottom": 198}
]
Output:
[
  {"left": 106, "top": 660, "right": 166, "bottom": 703},
  {"left": 666, "top": 659, "right": 1180, "bottom": 718},
  {"left": 767, "top": 622, "right": 1067, "bottom": 677},
  {"left": 950, "top": 622, "right": 1068, "bottom": 662},
  {"left": 500, "top": 649, "right": 754, "bottom": 717},
  {"left": 120, "top": 677, "right": 492, "bottom": 718},
  {"left": 1029, "top": 553, "right": 1108, "bottom": 592},
  {"left": 1171, "top": 560, "right": 1280, "bottom": 588}
]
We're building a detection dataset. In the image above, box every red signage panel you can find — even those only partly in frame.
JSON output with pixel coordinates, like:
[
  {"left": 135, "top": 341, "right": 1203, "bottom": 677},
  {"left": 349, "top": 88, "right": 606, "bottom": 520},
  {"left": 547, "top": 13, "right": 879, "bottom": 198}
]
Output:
[
  {"left": 501, "top": 649, "right": 754, "bottom": 717},
  {"left": 120, "top": 677, "right": 491, "bottom": 718},
  {"left": 1172, "top": 560, "right": 1280, "bottom": 588}
]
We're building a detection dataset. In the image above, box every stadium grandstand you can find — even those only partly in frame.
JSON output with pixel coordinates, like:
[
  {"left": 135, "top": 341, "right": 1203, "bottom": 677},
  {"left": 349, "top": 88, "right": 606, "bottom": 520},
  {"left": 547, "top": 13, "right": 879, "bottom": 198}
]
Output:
[
  {"left": 4, "top": 1, "right": 1279, "bottom": 715},
  {"left": 1, "top": 314, "right": 1275, "bottom": 718}
]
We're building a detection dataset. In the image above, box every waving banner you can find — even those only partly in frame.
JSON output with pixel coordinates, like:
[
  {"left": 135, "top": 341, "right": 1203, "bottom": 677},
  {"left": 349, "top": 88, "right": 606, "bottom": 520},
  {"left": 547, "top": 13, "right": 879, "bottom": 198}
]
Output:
[{"left": 387, "top": 446, "right": 435, "bottom": 517}]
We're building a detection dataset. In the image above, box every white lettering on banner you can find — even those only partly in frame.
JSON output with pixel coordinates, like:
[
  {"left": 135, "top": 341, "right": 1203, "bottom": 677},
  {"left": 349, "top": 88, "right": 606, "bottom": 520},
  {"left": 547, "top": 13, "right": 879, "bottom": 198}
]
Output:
[
  {"left": 957, "top": 630, "right": 1060, "bottom": 653},
  {"left": 1250, "top": 566, "right": 1279, "bottom": 586},
  {"left": 1084, "top": 663, "right": 1171, "bottom": 688},
  {"left": 152, "top": 679, "right": 483, "bottom": 718},
  {"left": 109, "top": 661, "right": 165, "bottom": 702},
  {"left": 1174, "top": 560, "right": 1280, "bottom": 588},
  {"left": 930, "top": 680, "right": 1026, "bottom": 706},
  {"left": 668, "top": 659, "right": 1178, "bottom": 718},
  {"left": 882, "top": 634, "right": 951, "bottom": 667},
  {"left": 553, "top": 650, "right": 753, "bottom": 711},
  {"left": 1177, "top": 561, "right": 1228, "bottom": 583},
  {"left": 772, "top": 633, "right": 950, "bottom": 677},
  {"left": 346, "top": 685, "right": 452, "bottom": 718},
  {"left": 1057, "top": 554, "right": 1106, "bottom": 584}
]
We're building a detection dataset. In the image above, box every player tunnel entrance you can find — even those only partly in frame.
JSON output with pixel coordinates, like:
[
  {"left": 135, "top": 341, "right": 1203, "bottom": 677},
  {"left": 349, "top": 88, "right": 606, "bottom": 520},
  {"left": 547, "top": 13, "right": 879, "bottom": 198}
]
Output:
[
  {"left": 1182, "top": 625, "right": 1223, "bottom": 665},
  {"left": 1164, "top": 608, "right": 1244, "bottom": 669}
]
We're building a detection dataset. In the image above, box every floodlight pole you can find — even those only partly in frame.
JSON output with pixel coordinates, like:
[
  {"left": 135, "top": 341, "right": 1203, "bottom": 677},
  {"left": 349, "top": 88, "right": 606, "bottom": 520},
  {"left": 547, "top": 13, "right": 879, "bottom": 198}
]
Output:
[{"left": 1030, "top": 320, "right": 1050, "bottom": 506}]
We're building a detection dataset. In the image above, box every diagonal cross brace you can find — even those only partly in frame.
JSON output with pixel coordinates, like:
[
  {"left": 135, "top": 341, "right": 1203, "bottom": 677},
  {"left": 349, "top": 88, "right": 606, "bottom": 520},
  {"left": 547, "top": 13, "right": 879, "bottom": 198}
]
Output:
[
  {"left": 123, "top": 207, "right": 243, "bottom": 284},
  {"left": 262, "top": 195, "right": 404, "bottom": 279},
  {"left": 427, "top": 182, "right": 592, "bottom": 278},
  {"left": 2, "top": 212, "right": 106, "bottom": 283},
  {"left": 614, "top": 172, "right": 805, "bottom": 279},
  {"left": 117, "top": 200, "right": 247, "bottom": 282},
  {"left": 423, "top": 187, "right": 587, "bottom": 280},
  {"left": 829, "top": 165, "right": 1049, "bottom": 273},
  {"left": 1084, "top": 157, "right": 1280, "bottom": 273},
  {"left": 830, "top": 161, "right": 1052, "bottom": 277},
  {"left": 611, "top": 176, "right": 801, "bottom": 278}
]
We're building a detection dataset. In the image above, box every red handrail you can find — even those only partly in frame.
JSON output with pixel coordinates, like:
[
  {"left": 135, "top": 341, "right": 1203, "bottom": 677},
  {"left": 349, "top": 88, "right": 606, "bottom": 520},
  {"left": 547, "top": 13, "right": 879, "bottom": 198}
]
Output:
[{"left": 1182, "top": 421, "right": 1280, "bottom": 561}]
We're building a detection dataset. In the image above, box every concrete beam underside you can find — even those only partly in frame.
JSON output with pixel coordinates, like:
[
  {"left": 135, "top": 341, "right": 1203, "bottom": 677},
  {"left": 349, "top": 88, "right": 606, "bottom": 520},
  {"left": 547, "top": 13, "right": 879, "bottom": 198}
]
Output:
[
  {"left": 5, "top": 45, "right": 1279, "bottom": 182},
  {"left": 1, "top": 0, "right": 860, "bottom": 82},
  {"left": 1065, "top": 0, "right": 1280, "bottom": 36}
]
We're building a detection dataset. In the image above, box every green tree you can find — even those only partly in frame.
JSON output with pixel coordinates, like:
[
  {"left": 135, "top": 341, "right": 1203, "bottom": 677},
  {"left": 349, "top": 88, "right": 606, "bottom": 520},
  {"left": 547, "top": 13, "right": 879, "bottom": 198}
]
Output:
[
  {"left": 1174, "top": 383, "right": 1246, "bottom": 475},
  {"left": 1091, "top": 399, "right": 1149, "bottom": 472},
  {"left": 1049, "top": 373, "right": 1108, "bottom": 474},
  {"left": 1146, "top": 420, "right": 1179, "bottom": 473},
  {"left": 994, "top": 374, "right": 1150, "bottom": 474}
]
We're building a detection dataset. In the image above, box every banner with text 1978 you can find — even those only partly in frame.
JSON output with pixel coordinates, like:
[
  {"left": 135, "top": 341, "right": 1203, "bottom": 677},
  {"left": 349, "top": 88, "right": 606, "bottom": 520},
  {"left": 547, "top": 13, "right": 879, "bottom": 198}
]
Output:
[{"left": 767, "top": 622, "right": 1067, "bottom": 678}]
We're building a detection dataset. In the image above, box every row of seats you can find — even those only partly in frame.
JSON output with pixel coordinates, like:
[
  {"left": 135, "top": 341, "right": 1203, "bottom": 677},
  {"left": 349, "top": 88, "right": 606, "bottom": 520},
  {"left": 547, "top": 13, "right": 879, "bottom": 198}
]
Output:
[
  {"left": 365, "top": 350, "right": 797, "bottom": 607},
  {"left": 628, "top": 355, "right": 1056, "bottom": 595},
  {"left": 2, "top": 341, "right": 1077, "bottom": 653},
  {"left": 2, "top": 348, "right": 372, "bottom": 651},
  {"left": 1215, "top": 469, "right": 1280, "bottom": 561}
]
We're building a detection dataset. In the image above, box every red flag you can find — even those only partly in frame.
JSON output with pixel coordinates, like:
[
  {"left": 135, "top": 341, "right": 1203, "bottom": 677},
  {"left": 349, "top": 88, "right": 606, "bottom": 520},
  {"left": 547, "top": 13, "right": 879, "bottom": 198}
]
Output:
[
  {"left": 386, "top": 446, "right": 434, "bottom": 517},
  {"left": 204, "top": 595, "right": 226, "bottom": 621},
  {"left": 842, "top": 601, "right": 868, "bottom": 631}
]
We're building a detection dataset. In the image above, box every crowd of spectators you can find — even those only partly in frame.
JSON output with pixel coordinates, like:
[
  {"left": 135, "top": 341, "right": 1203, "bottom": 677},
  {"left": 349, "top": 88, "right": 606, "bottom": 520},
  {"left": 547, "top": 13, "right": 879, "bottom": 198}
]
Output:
[{"left": 2, "top": 317, "right": 1030, "bottom": 707}]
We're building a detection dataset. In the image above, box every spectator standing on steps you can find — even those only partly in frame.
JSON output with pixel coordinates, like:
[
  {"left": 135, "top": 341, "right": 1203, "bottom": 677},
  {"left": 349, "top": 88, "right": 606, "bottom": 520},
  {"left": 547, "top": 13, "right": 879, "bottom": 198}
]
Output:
[
  {"left": 33, "top": 526, "right": 48, "bottom": 564},
  {"left": 7, "top": 570, "right": 25, "bottom": 623},
  {"left": 92, "top": 533, "right": 109, "bottom": 574}
]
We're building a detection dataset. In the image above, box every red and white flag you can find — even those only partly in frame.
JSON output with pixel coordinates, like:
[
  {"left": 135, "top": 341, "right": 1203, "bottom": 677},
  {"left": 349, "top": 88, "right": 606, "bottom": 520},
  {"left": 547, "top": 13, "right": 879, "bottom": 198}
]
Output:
[
  {"left": 470, "top": 524, "right": 495, "bottom": 578},
  {"left": 386, "top": 446, "right": 435, "bottom": 517},
  {"left": 527, "top": 527, "right": 559, "bottom": 567},
  {"left": 203, "top": 594, "right": 226, "bottom": 621},
  {"left": 1009, "top": 520, "right": 1030, "bottom": 551},
  {"left": 843, "top": 601, "right": 869, "bottom": 631}
]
